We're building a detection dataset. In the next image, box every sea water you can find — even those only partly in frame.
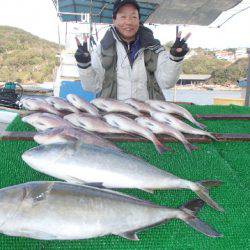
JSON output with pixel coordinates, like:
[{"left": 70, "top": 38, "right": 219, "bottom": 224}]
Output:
[
  {"left": 23, "top": 89, "right": 244, "bottom": 105},
  {"left": 164, "top": 89, "right": 243, "bottom": 105}
]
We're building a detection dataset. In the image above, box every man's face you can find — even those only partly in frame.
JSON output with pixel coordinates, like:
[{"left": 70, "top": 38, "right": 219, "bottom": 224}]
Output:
[{"left": 113, "top": 4, "right": 140, "bottom": 42}]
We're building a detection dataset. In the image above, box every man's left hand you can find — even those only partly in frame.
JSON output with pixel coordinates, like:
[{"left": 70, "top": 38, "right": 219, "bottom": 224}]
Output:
[{"left": 170, "top": 32, "right": 191, "bottom": 60}]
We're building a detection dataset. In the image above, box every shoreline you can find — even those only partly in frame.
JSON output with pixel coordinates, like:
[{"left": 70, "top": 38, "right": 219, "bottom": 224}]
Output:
[
  {"left": 175, "top": 84, "right": 242, "bottom": 91},
  {"left": 0, "top": 82, "right": 242, "bottom": 92}
]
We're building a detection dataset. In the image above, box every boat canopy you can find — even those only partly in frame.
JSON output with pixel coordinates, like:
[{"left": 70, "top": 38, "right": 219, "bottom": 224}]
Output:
[{"left": 52, "top": 0, "right": 243, "bottom": 25}]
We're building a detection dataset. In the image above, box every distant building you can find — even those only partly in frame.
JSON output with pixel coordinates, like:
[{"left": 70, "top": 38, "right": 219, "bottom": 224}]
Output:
[
  {"left": 235, "top": 48, "right": 248, "bottom": 60},
  {"left": 215, "top": 51, "right": 235, "bottom": 62},
  {"left": 177, "top": 74, "right": 211, "bottom": 85}
]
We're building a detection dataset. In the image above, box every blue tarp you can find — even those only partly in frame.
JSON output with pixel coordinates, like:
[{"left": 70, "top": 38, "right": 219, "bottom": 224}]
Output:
[
  {"left": 52, "top": 0, "right": 157, "bottom": 24},
  {"left": 52, "top": 0, "right": 243, "bottom": 25},
  {"left": 59, "top": 80, "right": 95, "bottom": 101},
  {"left": 237, "top": 79, "right": 248, "bottom": 88}
]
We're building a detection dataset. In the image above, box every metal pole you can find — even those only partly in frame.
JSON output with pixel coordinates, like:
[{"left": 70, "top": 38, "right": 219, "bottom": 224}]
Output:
[
  {"left": 173, "top": 25, "right": 179, "bottom": 102},
  {"left": 245, "top": 48, "right": 250, "bottom": 106},
  {"left": 56, "top": 0, "right": 62, "bottom": 61}
]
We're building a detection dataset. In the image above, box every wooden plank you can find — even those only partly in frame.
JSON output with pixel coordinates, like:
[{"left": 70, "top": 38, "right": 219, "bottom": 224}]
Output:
[
  {"left": 196, "top": 114, "right": 250, "bottom": 120},
  {"left": 0, "top": 131, "right": 36, "bottom": 141},
  {"left": 1, "top": 131, "right": 250, "bottom": 142}
]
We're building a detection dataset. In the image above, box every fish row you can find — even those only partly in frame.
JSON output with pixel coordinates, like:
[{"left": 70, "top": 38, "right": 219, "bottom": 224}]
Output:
[
  {"left": 0, "top": 120, "right": 224, "bottom": 240},
  {"left": 4, "top": 137, "right": 223, "bottom": 240},
  {"left": 22, "top": 107, "right": 215, "bottom": 154},
  {"left": 21, "top": 95, "right": 206, "bottom": 130},
  {"left": 0, "top": 96, "right": 224, "bottom": 241},
  {"left": 0, "top": 181, "right": 222, "bottom": 240},
  {"left": 20, "top": 96, "right": 216, "bottom": 154}
]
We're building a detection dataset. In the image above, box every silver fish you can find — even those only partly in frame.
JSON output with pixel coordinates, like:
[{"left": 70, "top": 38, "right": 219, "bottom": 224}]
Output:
[
  {"left": 20, "top": 98, "right": 61, "bottom": 115},
  {"left": 66, "top": 94, "right": 100, "bottom": 117},
  {"left": 22, "top": 113, "right": 72, "bottom": 131},
  {"left": 0, "top": 181, "right": 221, "bottom": 240},
  {"left": 34, "top": 126, "right": 121, "bottom": 151},
  {"left": 91, "top": 98, "right": 142, "bottom": 116},
  {"left": 22, "top": 142, "right": 223, "bottom": 212},
  {"left": 103, "top": 113, "right": 171, "bottom": 154},
  {"left": 46, "top": 96, "right": 80, "bottom": 113},
  {"left": 150, "top": 111, "right": 217, "bottom": 141},
  {"left": 135, "top": 116, "right": 198, "bottom": 153},
  {"left": 124, "top": 98, "right": 153, "bottom": 114},
  {"left": 64, "top": 113, "right": 125, "bottom": 134},
  {"left": 146, "top": 100, "right": 206, "bottom": 129}
]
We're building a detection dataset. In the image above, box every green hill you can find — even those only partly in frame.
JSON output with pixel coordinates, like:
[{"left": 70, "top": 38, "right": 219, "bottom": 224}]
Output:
[
  {"left": 183, "top": 55, "right": 248, "bottom": 85},
  {"left": 182, "top": 51, "right": 248, "bottom": 85},
  {"left": 0, "top": 26, "right": 60, "bottom": 83},
  {"left": 164, "top": 42, "right": 248, "bottom": 85}
]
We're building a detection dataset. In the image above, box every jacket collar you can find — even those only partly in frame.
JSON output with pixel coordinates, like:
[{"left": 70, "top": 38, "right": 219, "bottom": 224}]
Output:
[{"left": 100, "top": 25, "right": 162, "bottom": 51}]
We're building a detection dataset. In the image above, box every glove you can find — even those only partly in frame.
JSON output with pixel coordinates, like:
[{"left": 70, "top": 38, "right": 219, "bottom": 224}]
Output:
[
  {"left": 75, "top": 37, "right": 91, "bottom": 69},
  {"left": 170, "top": 32, "right": 191, "bottom": 62}
]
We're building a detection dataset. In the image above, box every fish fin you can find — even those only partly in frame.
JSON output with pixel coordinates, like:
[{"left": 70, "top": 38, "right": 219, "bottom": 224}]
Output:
[
  {"left": 184, "top": 142, "right": 198, "bottom": 153},
  {"left": 191, "top": 183, "right": 224, "bottom": 212},
  {"left": 116, "top": 232, "right": 139, "bottom": 241},
  {"left": 85, "top": 182, "right": 105, "bottom": 188},
  {"left": 140, "top": 188, "right": 154, "bottom": 194},
  {"left": 196, "top": 180, "right": 222, "bottom": 189},
  {"left": 66, "top": 176, "right": 86, "bottom": 185},
  {"left": 181, "top": 214, "right": 222, "bottom": 238},
  {"left": 179, "top": 199, "right": 205, "bottom": 215},
  {"left": 66, "top": 177, "right": 105, "bottom": 189},
  {"left": 164, "top": 144, "right": 173, "bottom": 152},
  {"left": 206, "top": 132, "right": 220, "bottom": 141},
  {"left": 61, "top": 134, "right": 78, "bottom": 142},
  {"left": 195, "top": 121, "right": 207, "bottom": 130},
  {"left": 154, "top": 140, "right": 172, "bottom": 154}
]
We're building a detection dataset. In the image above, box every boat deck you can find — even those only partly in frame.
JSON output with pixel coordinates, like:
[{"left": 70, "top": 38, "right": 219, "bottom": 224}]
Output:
[{"left": 0, "top": 104, "right": 249, "bottom": 249}]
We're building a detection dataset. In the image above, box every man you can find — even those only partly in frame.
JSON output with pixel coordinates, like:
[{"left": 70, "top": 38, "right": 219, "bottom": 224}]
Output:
[{"left": 75, "top": 0, "right": 190, "bottom": 100}]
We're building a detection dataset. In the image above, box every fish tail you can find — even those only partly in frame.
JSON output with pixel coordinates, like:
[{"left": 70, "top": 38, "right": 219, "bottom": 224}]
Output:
[
  {"left": 205, "top": 132, "right": 219, "bottom": 141},
  {"left": 179, "top": 198, "right": 205, "bottom": 215},
  {"left": 190, "top": 182, "right": 224, "bottom": 212},
  {"left": 197, "top": 180, "right": 222, "bottom": 188},
  {"left": 154, "top": 140, "right": 172, "bottom": 154},
  {"left": 177, "top": 198, "right": 222, "bottom": 237},
  {"left": 193, "top": 121, "right": 207, "bottom": 130},
  {"left": 183, "top": 142, "right": 198, "bottom": 153},
  {"left": 180, "top": 212, "right": 222, "bottom": 238}
]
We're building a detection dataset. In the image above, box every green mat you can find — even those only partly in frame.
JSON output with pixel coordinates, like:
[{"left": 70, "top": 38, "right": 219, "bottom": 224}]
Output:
[{"left": 0, "top": 105, "right": 249, "bottom": 249}]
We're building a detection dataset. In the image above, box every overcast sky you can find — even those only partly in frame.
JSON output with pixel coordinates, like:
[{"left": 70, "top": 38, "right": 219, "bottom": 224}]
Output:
[{"left": 0, "top": 0, "right": 249, "bottom": 49}]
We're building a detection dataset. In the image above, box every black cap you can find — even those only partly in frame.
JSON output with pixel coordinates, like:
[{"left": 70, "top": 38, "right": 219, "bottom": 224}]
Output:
[{"left": 113, "top": 0, "right": 140, "bottom": 18}]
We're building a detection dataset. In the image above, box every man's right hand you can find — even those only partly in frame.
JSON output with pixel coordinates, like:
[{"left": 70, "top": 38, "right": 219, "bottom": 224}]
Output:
[{"left": 75, "top": 36, "right": 91, "bottom": 69}]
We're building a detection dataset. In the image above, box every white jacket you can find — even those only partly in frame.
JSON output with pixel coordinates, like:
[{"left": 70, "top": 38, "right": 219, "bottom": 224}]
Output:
[{"left": 78, "top": 27, "right": 183, "bottom": 101}]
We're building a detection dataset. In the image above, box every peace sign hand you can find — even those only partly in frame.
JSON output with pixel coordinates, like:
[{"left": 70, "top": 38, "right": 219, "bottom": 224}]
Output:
[
  {"left": 74, "top": 35, "right": 91, "bottom": 68},
  {"left": 170, "top": 32, "right": 191, "bottom": 60}
]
